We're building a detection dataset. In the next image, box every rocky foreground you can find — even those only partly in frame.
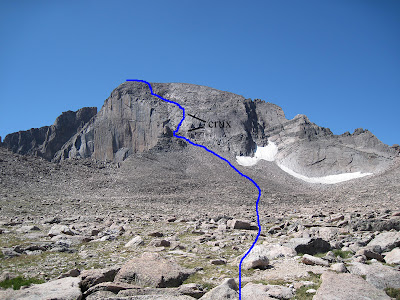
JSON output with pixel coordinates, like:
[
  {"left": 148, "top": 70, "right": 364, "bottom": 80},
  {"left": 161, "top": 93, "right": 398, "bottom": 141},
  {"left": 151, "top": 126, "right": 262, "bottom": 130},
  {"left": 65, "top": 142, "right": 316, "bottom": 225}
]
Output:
[
  {"left": 1, "top": 200, "right": 400, "bottom": 299},
  {"left": 0, "top": 140, "right": 400, "bottom": 299}
]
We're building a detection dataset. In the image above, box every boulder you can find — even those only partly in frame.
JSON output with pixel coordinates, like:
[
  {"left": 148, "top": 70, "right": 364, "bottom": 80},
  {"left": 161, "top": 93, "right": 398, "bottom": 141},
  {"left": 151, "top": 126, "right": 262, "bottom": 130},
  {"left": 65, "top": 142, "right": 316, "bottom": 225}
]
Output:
[
  {"left": 200, "top": 278, "right": 238, "bottom": 300},
  {"left": 0, "top": 277, "right": 82, "bottom": 300},
  {"left": 211, "top": 259, "right": 227, "bottom": 265},
  {"left": 241, "top": 245, "right": 270, "bottom": 270},
  {"left": 125, "top": 236, "right": 144, "bottom": 247},
  {"left": 58, "top": 268, "right": 80, "bottom": 279},
  {"left": 117, "top": 287, "right": 186, "bottom": 297},
  {"left": 367, "top": 232, "right": 400, "bottom": 252},
  {"left": 114, "top": 252, "right": 195, "bottom": 288},
  {"left": 1, "top": 248, "right": 20, "bottom": 258},
  {"left": 330, "top": 263, "right": 348, "bottom": 273},
  {"left": 284, "top": 237, "right": 331, "bottom": 255},
  {"left": 313, "top": 272, "right": 390, "bottom": 300},
  {"left": 85, "top": 291, "right": 116, "bottom": 300},
  {"left": 87, "top": 292, "right": 193, "bottom": 300},
  {"left": 266, "top": 285, "right": 294, "bottom": 299},
  {"left": 227, "top": 219, "right": 251, "bottom": 230},
  {"left": 262, "top": 243, "right": 297, "bottom": 259},
  {"left": 355, "top": 249, "right": 384, "bottom": 261},
  {"left": 241, "top": 282, "right": 294, "bottom": 299},
  {"left": 84, "top": 281, "right": 140, "bottom": 298},
  {"left": 318, "top": 227, "right": 338, "bottom": 240},
  {"left": 241, "top": 283, "right": 275, "bottom": 300},
  {"left": 17, "top": 225, "right": 41, "bottom": 233},
  {"left": 80, "top": 267, "right": 120, "bottom": 292},
  {"left": 328, "top": 214, "right": 344, "bottom": 223},
  {"left": 48, "top": 224, "right": 74, "bottom": 237},
  {"left": 148, "top": 231, "right": 164, "bottom": 237},
  {"left": 352, "top": 219, "right": 400, "bottom": 232},
  {"left": 349, "top": 262, "right": 400, "bottom": 290},
  {"left": 148, "top": 239, "right": 171, "bottom": 247},
  {"left": 177, "top": 283, "right": 206, "bottom": 298},
  {"left": 384, "top": 247, "right": 400, "bottom": 264},
  {"left": 301, "top": 254, "right": 329, "bottom": 267}
]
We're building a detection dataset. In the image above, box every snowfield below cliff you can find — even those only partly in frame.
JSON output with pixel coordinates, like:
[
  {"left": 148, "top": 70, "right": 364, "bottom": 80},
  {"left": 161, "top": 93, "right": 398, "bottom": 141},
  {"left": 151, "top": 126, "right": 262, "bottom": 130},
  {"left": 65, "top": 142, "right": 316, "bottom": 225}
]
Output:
[{"left": 236, "top": 141, "right": 373, "bottom": 184}]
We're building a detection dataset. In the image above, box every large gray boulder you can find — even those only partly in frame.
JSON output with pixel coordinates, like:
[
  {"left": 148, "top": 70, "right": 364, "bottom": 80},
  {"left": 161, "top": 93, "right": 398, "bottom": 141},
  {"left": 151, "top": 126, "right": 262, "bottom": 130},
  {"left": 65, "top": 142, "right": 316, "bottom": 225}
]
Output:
[
  {"left": 384, "top": 247, "right": 400, "bottom": 264},
  {"left": 301, "top": 254, "right": 330, "bottom": 267},
  {"left": 227, "top": 219, "right": 251, "bottom": 230},
  {"left": 241, "top": 245, "right": 270, "bottom": 270},
  {"left": 313, "top": 271, "right": 390, "bottom": 300},
  {"left": 284, "top": 237, "right": 331, "bottom": 255},
  {"left": 87, "top": 292, "right": 193, "bottom": 300},
  {"left": 48, "top": 224, "right": 75, "bottom": 237},
  {"left": 0, "top": 277, "right": 82, "bottom": 300},
  {"left": 124, "top": 235, "right": 144, "bottom": 248},
  {"left": 200, "top": 278, "right": 238, "bottom": 300},
  {"left": 79, "top": 267, "right": 120, "bottom": 292},
  {"left": 241, "top": 282, "right": 294, "bottom": 300},
  {"left": 367, "top": 232, "right": 400, "bottom": 252},
  {"left": 241, "top": 283, "right": 275, "bottom": 300},
  {"left": 114, "top": 252, "right": 195, "bottom": 288},
  {"left": 262, "top": 244, "right": 297, "bottom": 259},
  {"left": 348, "top": 262, "right": 400, "bottom": 290}
]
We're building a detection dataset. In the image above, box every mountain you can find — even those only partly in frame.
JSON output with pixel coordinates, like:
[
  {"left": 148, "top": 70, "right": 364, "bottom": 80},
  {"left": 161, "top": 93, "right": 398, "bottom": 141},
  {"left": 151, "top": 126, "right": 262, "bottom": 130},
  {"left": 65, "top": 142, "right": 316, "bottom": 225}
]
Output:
[
  {"left": 2, "top": 107, "right": 97, "bottom": 161},
  {"left": 1, "top": 82, "right": 398, "bottom": 179}
]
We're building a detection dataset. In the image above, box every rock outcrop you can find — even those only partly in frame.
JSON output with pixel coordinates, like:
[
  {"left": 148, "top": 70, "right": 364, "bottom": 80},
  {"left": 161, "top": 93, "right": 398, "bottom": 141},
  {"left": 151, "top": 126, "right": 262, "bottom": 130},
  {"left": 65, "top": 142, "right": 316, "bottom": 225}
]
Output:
[{"left": 2, "top": 107, "right": 97, "bottom": 160}]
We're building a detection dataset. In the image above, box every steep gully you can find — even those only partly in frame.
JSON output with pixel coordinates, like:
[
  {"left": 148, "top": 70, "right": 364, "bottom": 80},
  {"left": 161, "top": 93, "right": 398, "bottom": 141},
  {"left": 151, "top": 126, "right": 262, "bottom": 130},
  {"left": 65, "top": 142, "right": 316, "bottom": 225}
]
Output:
[{"left": 126, "top": 79, "right": 260, "bottom": 299}]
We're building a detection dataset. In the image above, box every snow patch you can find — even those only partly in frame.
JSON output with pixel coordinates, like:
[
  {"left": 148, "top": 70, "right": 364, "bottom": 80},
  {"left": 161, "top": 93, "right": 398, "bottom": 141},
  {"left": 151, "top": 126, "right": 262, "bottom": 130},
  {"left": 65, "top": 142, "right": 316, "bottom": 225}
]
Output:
[
  {"left": 236, "top": 140, "right": 373, "bottom": 184},
  {"left": 278, "top": 164, "right": 373, "bottom": 184},
  {"left": 236, "top": 141, "right": 278, "bottom": 166}
]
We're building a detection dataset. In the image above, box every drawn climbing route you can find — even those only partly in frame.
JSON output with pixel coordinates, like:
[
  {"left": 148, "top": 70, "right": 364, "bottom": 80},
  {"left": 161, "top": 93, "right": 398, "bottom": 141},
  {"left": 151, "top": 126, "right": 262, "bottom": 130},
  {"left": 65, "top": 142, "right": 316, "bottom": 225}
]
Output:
[{"left": 126, "top": 79, "right": 262, "bottom": 299}]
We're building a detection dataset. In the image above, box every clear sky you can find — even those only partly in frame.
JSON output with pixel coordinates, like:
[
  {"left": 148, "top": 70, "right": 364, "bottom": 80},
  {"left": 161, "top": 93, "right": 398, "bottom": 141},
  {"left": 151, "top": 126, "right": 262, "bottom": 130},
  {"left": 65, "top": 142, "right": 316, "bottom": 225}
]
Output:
[{"left": 1, "top": 0, "right": 399, "bottom": 146}]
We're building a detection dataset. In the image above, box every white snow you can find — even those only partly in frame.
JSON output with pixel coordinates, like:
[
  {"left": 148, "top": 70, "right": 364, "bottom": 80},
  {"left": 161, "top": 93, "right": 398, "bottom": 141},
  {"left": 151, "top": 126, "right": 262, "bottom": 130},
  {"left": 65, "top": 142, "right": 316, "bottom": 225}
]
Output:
[
  {"left": 236, "top": 141, "right": 278, "bottom": 166},
  {"left": 236, "top": 140, "right": 373, "bottom": 184},
  {"left": 277, "top": 164, "right": 373, "bottom": 184}
]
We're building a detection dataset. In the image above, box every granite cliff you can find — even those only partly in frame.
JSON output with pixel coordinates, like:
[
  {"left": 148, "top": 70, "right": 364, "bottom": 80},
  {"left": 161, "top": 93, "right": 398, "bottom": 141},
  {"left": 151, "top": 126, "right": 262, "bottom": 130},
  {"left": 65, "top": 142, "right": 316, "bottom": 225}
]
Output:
[
  {"left": 2, "top": 107, "right": 97, "bottom": 161},
  {"left": 2, "top": 82, "right": 398, "bottom": 178}
]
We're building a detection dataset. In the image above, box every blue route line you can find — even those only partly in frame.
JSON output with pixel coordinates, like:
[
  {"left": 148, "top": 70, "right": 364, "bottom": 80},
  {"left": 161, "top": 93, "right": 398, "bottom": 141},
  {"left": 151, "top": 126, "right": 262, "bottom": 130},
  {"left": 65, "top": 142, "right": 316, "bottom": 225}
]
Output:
[{"left": 126, "top": 79, "right": 261, "bottom": 299}]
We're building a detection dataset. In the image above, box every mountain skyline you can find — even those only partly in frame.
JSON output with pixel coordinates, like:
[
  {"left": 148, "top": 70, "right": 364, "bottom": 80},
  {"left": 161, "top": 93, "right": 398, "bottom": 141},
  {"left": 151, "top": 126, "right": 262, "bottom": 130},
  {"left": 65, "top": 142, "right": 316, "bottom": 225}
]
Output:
[{"left": 1, "top": 1, "right": 399, "bottom": 146}]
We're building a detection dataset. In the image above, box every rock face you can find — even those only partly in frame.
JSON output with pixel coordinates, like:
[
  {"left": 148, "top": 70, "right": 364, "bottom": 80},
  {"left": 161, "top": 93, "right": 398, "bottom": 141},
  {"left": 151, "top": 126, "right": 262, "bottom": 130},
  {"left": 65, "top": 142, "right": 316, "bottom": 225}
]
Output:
[
  {"left": 2, "top": 107, "right": 97, "bottom": 161},
  {"left": 2, "top": 81, "right": 397, "bottom": 176}
]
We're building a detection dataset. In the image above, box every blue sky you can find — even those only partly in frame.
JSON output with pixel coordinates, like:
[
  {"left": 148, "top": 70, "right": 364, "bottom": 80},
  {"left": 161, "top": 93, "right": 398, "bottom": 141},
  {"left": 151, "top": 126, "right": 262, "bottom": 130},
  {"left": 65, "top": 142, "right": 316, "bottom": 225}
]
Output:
[{"left": 1, "top": 0, "right": 399, "bottom": 146}]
